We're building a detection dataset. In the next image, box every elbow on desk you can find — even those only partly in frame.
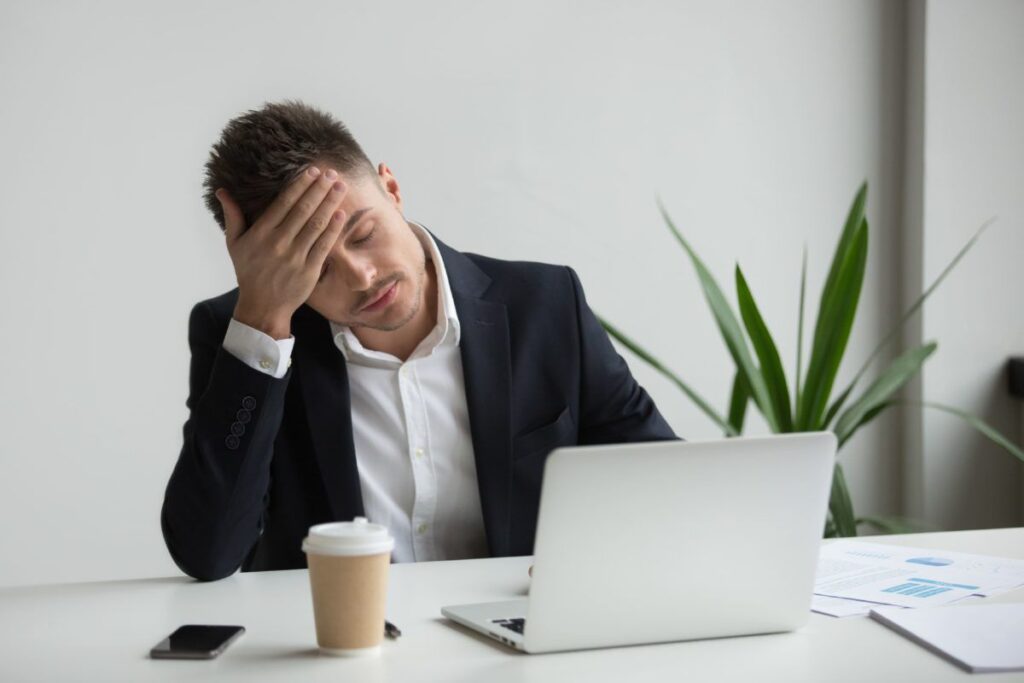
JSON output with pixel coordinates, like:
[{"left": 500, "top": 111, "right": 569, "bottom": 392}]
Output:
[{"left": 160, "top": 505, "right": 244, "bottom": 582}]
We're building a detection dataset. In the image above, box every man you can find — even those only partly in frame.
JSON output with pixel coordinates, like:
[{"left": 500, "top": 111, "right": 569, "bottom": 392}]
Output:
[{"left": 162, "top": 100, "right": 675, "bottom": 581}]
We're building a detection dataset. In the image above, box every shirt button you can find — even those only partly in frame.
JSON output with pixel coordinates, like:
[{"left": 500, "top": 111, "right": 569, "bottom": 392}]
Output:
[
  {"left": 417, "top": 523, "right": 428, "bottom": 535},
  {"left": 259, "top": 359, "right": 272, "bottom": 370},
  {"left": 415, "top": 448, "right": 424, "bottom": 459}
]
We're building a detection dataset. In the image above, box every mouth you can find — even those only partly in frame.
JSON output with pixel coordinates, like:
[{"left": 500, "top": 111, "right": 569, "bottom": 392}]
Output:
[{"left": 360, "top": 281, "right": 399, "bottom": 313}]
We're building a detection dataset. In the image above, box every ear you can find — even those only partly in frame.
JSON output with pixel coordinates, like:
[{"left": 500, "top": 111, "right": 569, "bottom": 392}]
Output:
[{"left": 377, "top": 162, "right": 403, "bottom": 212}]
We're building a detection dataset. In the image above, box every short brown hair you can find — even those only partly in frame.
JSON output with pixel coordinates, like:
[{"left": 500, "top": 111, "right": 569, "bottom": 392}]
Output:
[{"left": 202, "top": 100, "right": 374, "bottom": 231}]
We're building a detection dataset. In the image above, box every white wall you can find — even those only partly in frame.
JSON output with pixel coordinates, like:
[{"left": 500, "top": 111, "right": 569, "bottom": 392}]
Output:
[
  {"left": 0, "top": 0, "right": 929, "bottom": 587},
  {"left": 903, "top": 0, "right": 1024, "bottom": 530}
]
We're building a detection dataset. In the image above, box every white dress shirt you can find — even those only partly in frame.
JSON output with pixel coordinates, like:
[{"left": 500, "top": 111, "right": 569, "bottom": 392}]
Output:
[{"left": 222, "top": 222, "right": 489, "bottom": 562}]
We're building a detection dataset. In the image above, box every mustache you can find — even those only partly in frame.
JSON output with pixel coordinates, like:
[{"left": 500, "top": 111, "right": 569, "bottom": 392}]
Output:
[{"left": 352, "top": 273, "right": 403, "bottom": 313}]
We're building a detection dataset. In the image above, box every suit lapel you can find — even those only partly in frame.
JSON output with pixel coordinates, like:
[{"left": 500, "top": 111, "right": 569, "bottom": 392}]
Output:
[
  {"left": 454, "top": 293, "right": 512, "bottom": 556},
  {"left": 291, "top": 304, "right": 364, "bottom": 522},
  {"left": 436, "top": 238, "right": 514, "bottom": 557}
]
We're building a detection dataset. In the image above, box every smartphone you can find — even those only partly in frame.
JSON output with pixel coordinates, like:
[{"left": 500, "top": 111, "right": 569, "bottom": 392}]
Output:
[{"left": 149, "top": 625, "right": 245, "bottom": 660}]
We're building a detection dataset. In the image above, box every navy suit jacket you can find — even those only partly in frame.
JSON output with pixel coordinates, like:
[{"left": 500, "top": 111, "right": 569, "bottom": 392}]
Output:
[{"left": 162, "top": 236, "right": 676, "bottom": 581}]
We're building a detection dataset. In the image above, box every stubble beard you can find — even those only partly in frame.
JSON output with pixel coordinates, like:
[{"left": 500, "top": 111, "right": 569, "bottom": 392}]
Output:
[{"left": 343, "top": 259, "right": 427, "bottom": 333}]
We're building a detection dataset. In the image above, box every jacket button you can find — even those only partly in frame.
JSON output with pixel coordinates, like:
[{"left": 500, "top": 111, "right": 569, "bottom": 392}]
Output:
[
  {"left": 225, "top": 435, "right": 240, "bottom": 450},
  {"left": 230, "top": 422, "right": 245, "bottom": 437},
  {"left": 236, "top": 409, "right": 251, "bottom": 424},
  {"left": 242, "top": 396, "right": 256, "bottom": 410}
]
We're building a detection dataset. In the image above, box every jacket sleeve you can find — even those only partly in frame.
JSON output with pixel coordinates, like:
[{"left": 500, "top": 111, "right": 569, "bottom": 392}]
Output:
[
  {"left": 161, "top": 301, "right": 292, "bottom": 581},
  {"left": 567, "top": 267, "right": 679, "bottom": 444}
]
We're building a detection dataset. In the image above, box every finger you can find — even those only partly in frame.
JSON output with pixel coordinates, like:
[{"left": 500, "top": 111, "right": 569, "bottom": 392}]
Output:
[
  {"left": 277, "top": 169, "right": 339, "bottom": 238},
  {"left": 292, "top": 179, "right": 347, "bottom": 251},
  {"left": 306, "top": 208, "right": 347, "bottom": 266},
  {"left": 253, "top": 165, "right": 322, "bottom": 234},
  {"left": 217, "top": 190, "right": 246, "bottom": 244}
]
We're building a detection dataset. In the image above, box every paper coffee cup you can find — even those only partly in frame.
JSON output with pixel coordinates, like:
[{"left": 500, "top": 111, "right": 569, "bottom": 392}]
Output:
[{"left": 302, "top": 517, "right": 394, "bottom": 656}]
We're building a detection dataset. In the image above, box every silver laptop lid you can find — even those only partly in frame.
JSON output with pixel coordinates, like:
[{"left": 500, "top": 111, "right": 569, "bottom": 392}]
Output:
[{"left": 523, "top": 432, "right": 836, "bottom": 653}]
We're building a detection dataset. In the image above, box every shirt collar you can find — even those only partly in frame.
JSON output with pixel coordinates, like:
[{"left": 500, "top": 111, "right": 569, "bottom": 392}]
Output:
[{"left": 329, "top": 221, "right": 461, "bottom": 364}]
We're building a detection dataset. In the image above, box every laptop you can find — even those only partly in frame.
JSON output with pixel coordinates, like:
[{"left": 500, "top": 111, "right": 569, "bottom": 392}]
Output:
[{"left": 442, "top": 432, "right": 836, "bottom": 654}]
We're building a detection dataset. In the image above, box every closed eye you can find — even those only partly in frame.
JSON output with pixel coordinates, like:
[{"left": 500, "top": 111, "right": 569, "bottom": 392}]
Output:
[{"left": 352, "top": 227, "right": 376, "bottom": 246}]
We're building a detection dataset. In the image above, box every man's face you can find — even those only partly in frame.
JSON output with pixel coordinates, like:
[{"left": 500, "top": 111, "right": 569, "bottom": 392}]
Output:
[{"left": 304, "top": 164, "right": 428, "bottom": 333}]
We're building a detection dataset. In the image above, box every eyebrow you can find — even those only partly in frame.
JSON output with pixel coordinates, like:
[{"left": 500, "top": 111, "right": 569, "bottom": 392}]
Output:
[{"left": 343, "top": 208, "right": 372, "bottom": 235}]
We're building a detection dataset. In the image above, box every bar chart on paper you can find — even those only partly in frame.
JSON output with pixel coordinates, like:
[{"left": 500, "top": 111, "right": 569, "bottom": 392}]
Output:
[
  {"left": 811, "top": 541, "right": 1024, "bottom": 616},
  {"left": 882, "top": 578, "right": 980, "bottom": 599}
]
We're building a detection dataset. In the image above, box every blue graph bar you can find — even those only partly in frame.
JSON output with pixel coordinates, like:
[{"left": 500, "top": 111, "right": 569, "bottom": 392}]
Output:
[
  {"left": 882, "top": 581, "right": 954, "bottom": 597},
  {"left": 883, "top": 583, "right": 914, "bottom": 593},
  {"left": 906, "top": 577, "right": 978, "bottom": 590}
]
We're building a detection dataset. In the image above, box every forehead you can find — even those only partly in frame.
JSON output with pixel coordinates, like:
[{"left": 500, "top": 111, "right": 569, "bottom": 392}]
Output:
[{"left": 344, "top": 184, "right": 386, "bottom": 219}]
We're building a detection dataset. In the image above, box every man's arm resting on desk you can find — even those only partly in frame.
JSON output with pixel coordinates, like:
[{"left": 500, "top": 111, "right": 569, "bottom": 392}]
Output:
[{"left": 161, "top": 301, "right": 291, "bottom": 581}]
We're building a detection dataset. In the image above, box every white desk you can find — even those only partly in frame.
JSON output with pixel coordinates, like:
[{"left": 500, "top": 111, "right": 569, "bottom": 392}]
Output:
[{"left": 2, "top": 528, "right": 1023, "bottom": 682}]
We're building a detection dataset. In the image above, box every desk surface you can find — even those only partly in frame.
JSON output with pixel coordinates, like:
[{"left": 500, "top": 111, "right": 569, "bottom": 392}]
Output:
[{"left": 2, "top": 528, "right": 1023, "bottom": 682}]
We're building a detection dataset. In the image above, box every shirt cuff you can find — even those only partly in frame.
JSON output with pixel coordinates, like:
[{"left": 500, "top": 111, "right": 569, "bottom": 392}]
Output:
[{"left": 223, "top": 318, "right": 295, "bottom": 379}]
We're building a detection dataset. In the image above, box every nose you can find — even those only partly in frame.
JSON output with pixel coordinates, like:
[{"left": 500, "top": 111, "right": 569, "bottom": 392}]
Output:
[{"left": 330, "top": 245, "right": 377, "bottom": 291}]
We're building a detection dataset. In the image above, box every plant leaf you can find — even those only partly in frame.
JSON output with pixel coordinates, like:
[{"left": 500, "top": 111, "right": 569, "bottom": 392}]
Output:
[
  {"left": 919, "top": 401, "right": 1024, "bottom": 464},
  {"left": 822, "top": 382, "right": 855, "bottom": 430},
  {"left": 656, "top": 199, "right": 779, "bottom": 431},
  {"left": 828, "top": 182, "right": 868, "bottom": 294},
  {"left": 834, "top": 342, "right": 938, "bottom": 447},
  {"left": 824, "top": 218, "right": 993, "bottom": 429},
  {"left": 856, "top": 515, "right": 934, "bottom": 535},
  {"left": 829, "top": 462, "right": 858, "bottom": 537},
  {"left": 599, "top": 315, "right": 738, "bottom": 436},
  {"left": 823, "top": 515, "right": 836, "bottom": 539},
  {"left": 795, "top": 246, "right": 807, "bottom": 415},
  {"left": 836, "top": 401, "right": 892, "bottom": 450},
  {"left": 736, "top": 265, "right": 793, "bottom": 431},
  {"left": 727, "top": 370, "right": 749, "bottom": 435},
  {"left": 798, "top": 217, "right": 869, "bottom": 430},
  {"left": 796, "top": 183, "right": 867, "bottom": 429}
]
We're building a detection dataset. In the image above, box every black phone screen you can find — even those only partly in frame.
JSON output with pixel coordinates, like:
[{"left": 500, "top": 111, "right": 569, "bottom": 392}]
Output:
[{"left": 150, "top": 625, "right": 245, "bottom": 659}]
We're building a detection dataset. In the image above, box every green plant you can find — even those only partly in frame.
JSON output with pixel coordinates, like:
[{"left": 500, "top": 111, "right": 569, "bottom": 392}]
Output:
[{"left": 601, "top": 182, "right": 1024, "bottom": 537}]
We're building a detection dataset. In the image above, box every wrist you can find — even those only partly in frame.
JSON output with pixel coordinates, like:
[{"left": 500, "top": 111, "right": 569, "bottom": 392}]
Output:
[{"left": 233, "top": 301, "right": 292, "bottom": 340}]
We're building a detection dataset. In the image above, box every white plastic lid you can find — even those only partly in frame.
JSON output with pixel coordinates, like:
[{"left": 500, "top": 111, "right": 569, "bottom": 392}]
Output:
[{"left": 302, "top": 517, "right": 395, "bottom": 556}]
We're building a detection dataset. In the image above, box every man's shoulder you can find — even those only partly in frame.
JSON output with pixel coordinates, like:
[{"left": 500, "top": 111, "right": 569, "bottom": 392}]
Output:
[
  {"left": 449, "top": 250, "right": 590, "bottom": 327},
  {"left": 432, "top": 232, "right": 581, "bottom": 304},
  {"left": 460, "top": 251, "right": 576, "bottom": 296}
]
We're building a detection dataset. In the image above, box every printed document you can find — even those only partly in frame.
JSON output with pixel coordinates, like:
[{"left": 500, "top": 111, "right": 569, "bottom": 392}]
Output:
[{"left": 810, "top": 541, "right": 1024, "bottom": 617}]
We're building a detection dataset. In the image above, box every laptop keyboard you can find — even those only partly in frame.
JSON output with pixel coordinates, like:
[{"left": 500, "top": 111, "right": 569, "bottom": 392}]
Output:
[{"left": 491, "top": 618, "right": 525, "bottom": 634}]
